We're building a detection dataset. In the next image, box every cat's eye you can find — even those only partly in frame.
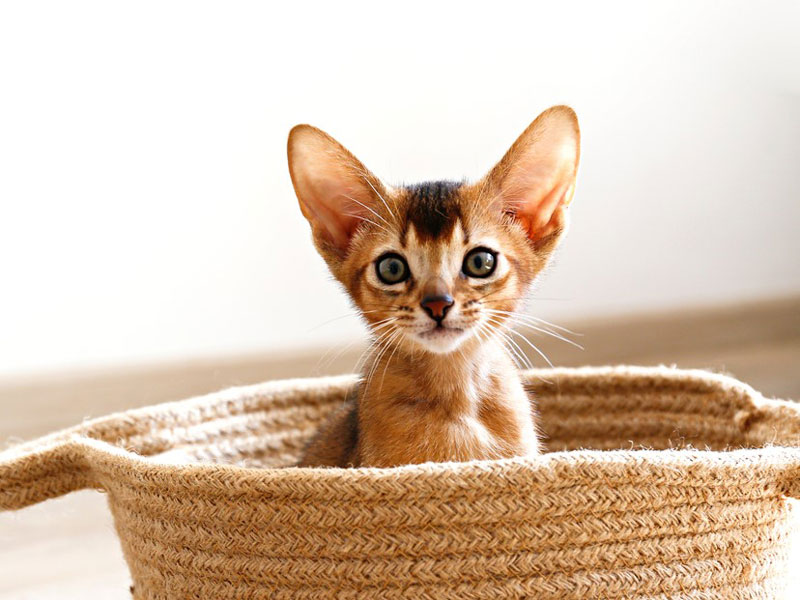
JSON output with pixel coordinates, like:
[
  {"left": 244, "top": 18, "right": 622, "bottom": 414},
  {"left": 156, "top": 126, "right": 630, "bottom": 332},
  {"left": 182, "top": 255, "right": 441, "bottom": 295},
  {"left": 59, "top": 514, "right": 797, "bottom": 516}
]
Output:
[
  {"left": 376, "top": 253, "right": 410, "bottom": 285},
  {"left": 462, "top": 247, "right": 497, "bottom": 278}
]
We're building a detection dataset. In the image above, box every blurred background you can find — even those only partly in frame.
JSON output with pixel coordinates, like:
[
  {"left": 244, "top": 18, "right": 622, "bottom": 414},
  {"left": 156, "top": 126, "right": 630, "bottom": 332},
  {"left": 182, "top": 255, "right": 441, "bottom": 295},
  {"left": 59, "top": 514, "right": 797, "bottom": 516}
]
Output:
[{"left": 1, "top": 1, "right": 798, "bottom": 598}]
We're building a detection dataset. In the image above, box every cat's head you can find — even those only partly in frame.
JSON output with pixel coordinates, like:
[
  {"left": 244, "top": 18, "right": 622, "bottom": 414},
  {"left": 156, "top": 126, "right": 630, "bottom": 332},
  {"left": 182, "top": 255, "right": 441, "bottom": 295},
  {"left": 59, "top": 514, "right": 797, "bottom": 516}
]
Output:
[{"left": 288, "top": 106, "right": 580, "bottom": 355}]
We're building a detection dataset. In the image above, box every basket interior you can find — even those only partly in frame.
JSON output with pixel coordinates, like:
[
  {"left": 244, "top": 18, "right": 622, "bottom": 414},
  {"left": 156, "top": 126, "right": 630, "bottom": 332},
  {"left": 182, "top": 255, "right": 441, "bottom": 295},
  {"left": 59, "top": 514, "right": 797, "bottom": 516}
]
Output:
[{"left": 66, "top": 367, "right": 777, "bottom": 470}]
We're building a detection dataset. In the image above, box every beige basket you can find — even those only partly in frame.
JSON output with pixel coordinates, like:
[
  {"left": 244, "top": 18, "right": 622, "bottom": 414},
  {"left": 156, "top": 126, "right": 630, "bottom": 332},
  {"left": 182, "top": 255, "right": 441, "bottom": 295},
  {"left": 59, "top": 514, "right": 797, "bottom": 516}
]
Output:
[{"left": 2, "top": 366, "right": 800, "bottom": 599}]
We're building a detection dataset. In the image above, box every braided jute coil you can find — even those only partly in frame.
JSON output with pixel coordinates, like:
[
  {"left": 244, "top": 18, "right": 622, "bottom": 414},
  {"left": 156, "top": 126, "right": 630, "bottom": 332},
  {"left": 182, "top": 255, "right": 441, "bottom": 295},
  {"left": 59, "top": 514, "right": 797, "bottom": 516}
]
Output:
[{"left": 2, "top": 365, "right": 800, "bottom": 599}]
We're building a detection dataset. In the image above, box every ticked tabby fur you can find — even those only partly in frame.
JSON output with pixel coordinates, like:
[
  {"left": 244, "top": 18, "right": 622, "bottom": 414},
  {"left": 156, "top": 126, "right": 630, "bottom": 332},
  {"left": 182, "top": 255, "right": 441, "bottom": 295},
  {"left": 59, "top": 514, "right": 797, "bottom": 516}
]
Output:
[{"left": 289, "top": 106, "right": 580, "bottom": 468}]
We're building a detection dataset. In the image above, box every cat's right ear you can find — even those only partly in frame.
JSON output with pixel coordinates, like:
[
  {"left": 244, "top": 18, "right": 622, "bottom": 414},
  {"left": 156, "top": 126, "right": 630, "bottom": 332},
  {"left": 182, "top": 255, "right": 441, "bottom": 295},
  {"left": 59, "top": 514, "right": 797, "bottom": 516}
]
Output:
[{"left": 287, "top": 125, "right": 386, "bottom": 256}]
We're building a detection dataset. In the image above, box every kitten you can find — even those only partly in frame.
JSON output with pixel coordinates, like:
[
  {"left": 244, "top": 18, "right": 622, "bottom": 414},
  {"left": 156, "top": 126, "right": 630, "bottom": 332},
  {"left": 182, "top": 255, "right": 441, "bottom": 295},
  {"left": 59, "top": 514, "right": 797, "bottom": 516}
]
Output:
[{"left": 289, "top": 106, "right": 580, "bottom": 468}]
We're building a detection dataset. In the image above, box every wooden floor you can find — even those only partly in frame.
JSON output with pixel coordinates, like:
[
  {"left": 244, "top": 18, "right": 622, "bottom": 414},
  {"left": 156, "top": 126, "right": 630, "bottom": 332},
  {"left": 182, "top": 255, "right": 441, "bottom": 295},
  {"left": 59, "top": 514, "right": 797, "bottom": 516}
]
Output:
[{"left": 1, "top": 297, "right": 798, "bottom": 599}]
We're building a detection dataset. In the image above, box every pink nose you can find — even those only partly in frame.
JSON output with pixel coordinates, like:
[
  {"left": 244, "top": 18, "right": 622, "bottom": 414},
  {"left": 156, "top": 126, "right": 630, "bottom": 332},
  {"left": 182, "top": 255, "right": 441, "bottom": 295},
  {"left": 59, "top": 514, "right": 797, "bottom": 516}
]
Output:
[{"left": 420, "top": 295, "right": 454, "bottom": 322}]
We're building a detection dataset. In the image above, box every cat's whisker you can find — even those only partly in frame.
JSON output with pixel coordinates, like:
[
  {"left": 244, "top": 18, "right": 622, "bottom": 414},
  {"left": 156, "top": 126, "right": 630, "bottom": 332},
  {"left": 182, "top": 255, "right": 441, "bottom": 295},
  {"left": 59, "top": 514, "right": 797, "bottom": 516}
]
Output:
[
  {"left": 471, "top": 319, "right": 493, "bottom": 347},
  {"left": 368, "top": 318, "right": 400, "bottom": 336},
  {"left": 501, "top": 333, "right": 534, "bottom": 371},
  {"left": 343, "top": 212, "right": 390, "bottom": 234},
  {"left": 509, "top": 329, "right": 555, "bottom": 369},
  {"left": 350, "top": 167, "right": 401, "bottom": 223},
  {"left": 308, "top": 310, "right": 382, "bottom": 332},
  {"left": 369, "top": 316, "right": 397, "bottom": 326},
  {"left": 376, "top": 332, "right": 403, "bottom": 396},
  {"left": 485, "top": 315, "right": 555, "bottom": 369},
  {"left": 358, "top": 304, "right": 405, "bottom": 313},
  {"left": 484, "top": 310, "right": 584, "bottom": 350},
  {"left": 367, "top": 321, "right": 400, "bottom": 347},
  {"left": 492, "top": 331, "right": 526, "bottom": 370},
  {"left": 475, "top": 288, "right": 518, "bottom": 304},
  {"left": 469, "top": 320, "right": 489, "bottom": 348},
  {"left": 482, "top": 318, "right": 533, "bottom": 370},
  {"left": 483, "top": 320, "right": 539, "bottom": 369},
  {"left": 357, "top": 324, "right": 400, "bottom": 371},
  {"left": 475, "top": 318, "right": 529, "bottom": 370},
  {"left": 315, "top": 335, "right": 363, "bottom": 374},
  {"left": 358, "top": 318, "right": 398, "bottom": 351},
  {"left": 482, "top": 307, "right": 580, "bottom": 341},
  {"left": 360, "top": 174, "right": 400, "bottom": 225},
  {"left": 362, "top": 348, "right": 382, "bottom": 392},
  {"left": 312, "top": 312, "right": 388, "bottom": 372},
  {"left": 512, "top": 320, "right": 584, "bottom": 350},
  {"left": 501, "top": 319, "right": 583, "bottom": 350},
  {"left": 486, "top": 308, "right": 582, "bottom": 336},
  {"left": 353, "top": 325, "right": 398, "bottom": 375},
  {"left": 363, "top": 329, "right": 401, "bottom": 397},
  {"left": 340, "top": 193, "right": 391, "bottom": 226}
]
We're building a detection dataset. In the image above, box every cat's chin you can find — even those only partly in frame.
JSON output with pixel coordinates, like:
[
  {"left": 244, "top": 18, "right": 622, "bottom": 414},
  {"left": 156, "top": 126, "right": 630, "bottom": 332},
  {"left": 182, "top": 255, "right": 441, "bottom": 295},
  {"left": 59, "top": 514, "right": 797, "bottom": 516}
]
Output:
[{"left": 410, "top": 326, "right": 470, "bottom": 354}]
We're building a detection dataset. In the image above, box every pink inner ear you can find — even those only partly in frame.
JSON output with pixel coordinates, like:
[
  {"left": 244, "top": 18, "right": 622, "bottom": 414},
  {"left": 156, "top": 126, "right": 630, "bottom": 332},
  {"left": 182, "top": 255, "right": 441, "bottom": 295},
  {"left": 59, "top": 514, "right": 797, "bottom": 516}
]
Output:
[
  {"left": 302, "top": 195, "right": 354, "bottom": 251},
  {"left": 488, "top": 106, "right": 580, "bottom": 246},
  {"left": 298, "top": 168, "right": 378, "bottom": 252},
  {"left": 504, "top": 177, "right": 572, "bottom": 243}
]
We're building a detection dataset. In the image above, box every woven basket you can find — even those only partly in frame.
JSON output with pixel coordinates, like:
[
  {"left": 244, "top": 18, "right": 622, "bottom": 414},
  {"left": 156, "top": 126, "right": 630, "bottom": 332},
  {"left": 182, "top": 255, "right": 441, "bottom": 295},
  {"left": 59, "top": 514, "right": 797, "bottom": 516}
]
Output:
[{"left": 2, "top": 366, "right": 800, "bottom": 599}]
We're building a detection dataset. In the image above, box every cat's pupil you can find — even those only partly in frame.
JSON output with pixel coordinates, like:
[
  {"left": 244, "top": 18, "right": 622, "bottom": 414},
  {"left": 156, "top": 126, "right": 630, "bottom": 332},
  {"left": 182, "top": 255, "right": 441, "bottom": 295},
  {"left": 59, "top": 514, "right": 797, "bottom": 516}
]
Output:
[{"left": 472, "top": 255, "right": 483, "bottom": 269}]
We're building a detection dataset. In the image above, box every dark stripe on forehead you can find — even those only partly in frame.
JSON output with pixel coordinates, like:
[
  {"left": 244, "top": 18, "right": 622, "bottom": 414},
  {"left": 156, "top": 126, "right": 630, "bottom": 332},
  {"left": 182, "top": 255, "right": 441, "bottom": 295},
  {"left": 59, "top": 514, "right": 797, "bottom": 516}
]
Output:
[{"left": 402, "top": 180, "right": 464, "bottom": 243}]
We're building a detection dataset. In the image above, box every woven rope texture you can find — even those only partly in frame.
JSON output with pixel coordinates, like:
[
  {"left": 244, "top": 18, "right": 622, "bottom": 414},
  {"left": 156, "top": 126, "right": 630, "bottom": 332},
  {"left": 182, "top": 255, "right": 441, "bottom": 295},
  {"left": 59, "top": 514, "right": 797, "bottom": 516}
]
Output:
[{"left": 2, "top": 366, "right": 800, "bottom": 599}]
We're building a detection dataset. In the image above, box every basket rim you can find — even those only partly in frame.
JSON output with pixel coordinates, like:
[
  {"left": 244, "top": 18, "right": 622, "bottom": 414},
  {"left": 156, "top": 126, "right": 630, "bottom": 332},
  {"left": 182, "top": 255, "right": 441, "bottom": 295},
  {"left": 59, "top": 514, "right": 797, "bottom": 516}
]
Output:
[
  {"left": 3, "top": 365, "right": 800, "bottom": 511},
  {"left": 65, "top": 432, "right": 800, "bottom": 476},
  {"left": 6, "top": 435, "right": 798, "bottom": 506},
  {"left": 4, "top": 365, "right": 796, "bottom": 463},
  {"left": 3, "top": 366, "right": 799, "bottom": 477}
]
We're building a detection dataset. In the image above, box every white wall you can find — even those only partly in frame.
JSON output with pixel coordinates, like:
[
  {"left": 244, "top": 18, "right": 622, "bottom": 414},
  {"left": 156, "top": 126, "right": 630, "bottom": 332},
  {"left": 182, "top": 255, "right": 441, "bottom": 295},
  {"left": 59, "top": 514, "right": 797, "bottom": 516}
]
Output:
[{"left": 1, "top": 1, "right": 798, "bottom": 376}]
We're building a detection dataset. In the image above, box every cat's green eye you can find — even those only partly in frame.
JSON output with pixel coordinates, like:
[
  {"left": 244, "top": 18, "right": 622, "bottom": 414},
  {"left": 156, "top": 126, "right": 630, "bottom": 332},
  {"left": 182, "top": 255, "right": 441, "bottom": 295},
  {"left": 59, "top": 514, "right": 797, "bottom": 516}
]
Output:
[
  {"left": 376, "top": 253, "right": 410, "bottom": 285},
  {"left": 462, "top": 247, "right": 497, "bottom": 278}
]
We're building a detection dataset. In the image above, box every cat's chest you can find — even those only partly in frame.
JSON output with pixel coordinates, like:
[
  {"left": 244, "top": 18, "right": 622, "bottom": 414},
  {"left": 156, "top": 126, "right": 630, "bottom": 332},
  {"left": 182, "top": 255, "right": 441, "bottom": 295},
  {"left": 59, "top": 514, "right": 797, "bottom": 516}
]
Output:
[
  {"left": 383, "top": 390, "right": 533, "bottom": 462},
  {"left": 441, "top": 414, "right": 499, "bottom": 457},
  {"left": 357, "top": 371, "right": 538, "bottom": 466}
]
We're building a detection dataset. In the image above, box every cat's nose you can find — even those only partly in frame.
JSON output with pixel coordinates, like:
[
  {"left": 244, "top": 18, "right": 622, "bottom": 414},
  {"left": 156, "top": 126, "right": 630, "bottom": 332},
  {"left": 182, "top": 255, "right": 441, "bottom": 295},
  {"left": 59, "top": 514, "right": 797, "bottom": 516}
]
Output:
[{"left": 420, "top": 294, "right": 454, "bottom": 323}]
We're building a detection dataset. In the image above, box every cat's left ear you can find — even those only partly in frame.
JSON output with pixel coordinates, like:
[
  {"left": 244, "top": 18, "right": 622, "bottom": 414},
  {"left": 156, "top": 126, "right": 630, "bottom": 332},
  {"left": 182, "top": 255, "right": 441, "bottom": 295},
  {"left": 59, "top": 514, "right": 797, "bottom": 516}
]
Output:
[{"left": 481, "top": 106, "right": 580, "bottom": 250}]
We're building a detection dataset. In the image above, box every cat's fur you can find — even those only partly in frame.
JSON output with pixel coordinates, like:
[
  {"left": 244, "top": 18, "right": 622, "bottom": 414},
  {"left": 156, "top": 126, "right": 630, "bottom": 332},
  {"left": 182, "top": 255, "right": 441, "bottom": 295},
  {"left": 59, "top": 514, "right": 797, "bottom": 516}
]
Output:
[{"left": 289, "top": 106, "right": 580, "bottom": 468}]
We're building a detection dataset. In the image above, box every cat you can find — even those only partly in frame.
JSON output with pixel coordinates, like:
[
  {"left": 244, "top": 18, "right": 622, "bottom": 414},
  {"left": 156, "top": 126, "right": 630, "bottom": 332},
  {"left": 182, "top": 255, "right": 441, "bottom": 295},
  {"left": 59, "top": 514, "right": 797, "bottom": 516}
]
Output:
[{"left": 289, "top": 106, "right": 580, "bottom": 468}]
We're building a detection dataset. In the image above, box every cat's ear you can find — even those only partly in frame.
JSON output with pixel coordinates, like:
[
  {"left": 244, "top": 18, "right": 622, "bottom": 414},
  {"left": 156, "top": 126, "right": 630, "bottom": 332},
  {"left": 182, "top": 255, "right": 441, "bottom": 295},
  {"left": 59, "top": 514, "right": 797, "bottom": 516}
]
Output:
[
  {"left": 482, "top": 106, "right": 580, "bottom": 249},
  {"left": 288, "top": 125, "right": 387, "bottom": 255}
]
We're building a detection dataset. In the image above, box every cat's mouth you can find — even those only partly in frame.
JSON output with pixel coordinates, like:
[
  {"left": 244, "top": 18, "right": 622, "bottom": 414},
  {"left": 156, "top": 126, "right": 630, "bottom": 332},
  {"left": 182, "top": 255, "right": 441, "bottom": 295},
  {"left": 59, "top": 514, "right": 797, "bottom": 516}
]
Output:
[
  {"left": 411, "top": 324, "right": 469, "bottom": 354},
  {"left": 417, "top": 325, "right": 464, "bottom": 338}
]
